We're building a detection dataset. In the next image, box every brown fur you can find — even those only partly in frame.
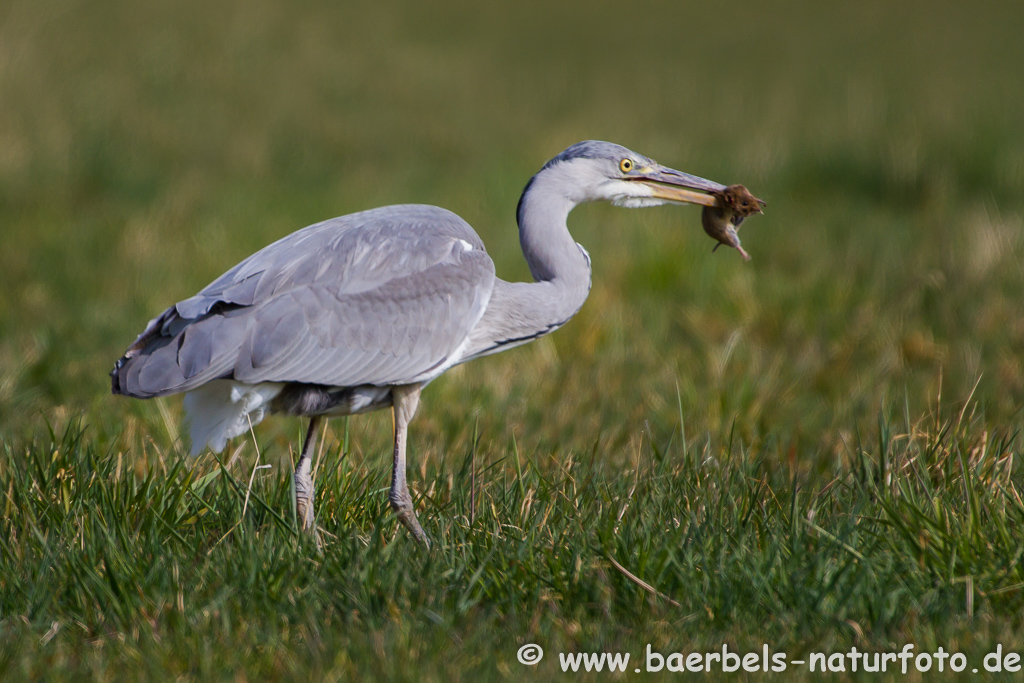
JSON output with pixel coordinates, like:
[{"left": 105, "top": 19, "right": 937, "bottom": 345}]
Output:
[{"left": 701, "top": 184, "right": 765, "bottom": 261}]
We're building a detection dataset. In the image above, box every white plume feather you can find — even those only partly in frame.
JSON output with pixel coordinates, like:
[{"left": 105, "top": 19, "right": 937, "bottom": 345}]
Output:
[{"left": 183, "top": 381, "right": 284, "bottom": 455}]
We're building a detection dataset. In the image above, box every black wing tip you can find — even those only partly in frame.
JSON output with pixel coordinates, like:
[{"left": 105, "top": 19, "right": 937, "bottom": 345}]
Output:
[{"left": 110, "top": 357, "right": 127, "bottom": 395}]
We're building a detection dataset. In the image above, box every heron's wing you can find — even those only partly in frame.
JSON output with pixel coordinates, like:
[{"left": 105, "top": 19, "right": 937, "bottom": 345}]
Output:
[
  {"left": 232, "top": 246, "right": 493, "bottom": 386},
  {"left": 113, "top": 205, "right": 495, "bottom": 397}
]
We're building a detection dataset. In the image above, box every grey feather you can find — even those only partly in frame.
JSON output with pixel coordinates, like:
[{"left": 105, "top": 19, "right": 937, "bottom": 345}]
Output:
[{"left": 113, "top": 204, "right": 495, "bottom": 398}]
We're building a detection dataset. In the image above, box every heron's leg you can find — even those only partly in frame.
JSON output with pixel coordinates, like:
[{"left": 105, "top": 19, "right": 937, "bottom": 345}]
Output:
[
  {"left": 389, "top": 384, "right": 429, "bottom": 546},
  {"left": 295, "top": 416, "right": 321, "bottom": 532}
]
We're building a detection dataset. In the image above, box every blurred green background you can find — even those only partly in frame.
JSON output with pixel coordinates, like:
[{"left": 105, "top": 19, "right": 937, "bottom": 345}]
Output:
[
  {"left": 3, "top": 0, "right": 1024, "bottom": 678},
  {"left": 3, "top": 0, "right": 1023, "bottom": 465}
]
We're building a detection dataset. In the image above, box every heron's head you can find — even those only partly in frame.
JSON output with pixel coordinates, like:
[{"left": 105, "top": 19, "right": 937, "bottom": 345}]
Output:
[{"left": 525, "top": 140, "right": 726, "bottom": 210}]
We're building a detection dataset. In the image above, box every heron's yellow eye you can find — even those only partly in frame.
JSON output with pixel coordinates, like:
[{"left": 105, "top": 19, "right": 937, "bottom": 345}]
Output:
[{"left": 619, "top": 158, "right": 633, "bottom": 173}]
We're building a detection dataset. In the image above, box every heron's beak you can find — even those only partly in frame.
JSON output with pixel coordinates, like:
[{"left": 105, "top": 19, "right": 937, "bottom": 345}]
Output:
[{"left": 631, "top": 165, "right": 725, "bottom": 207}]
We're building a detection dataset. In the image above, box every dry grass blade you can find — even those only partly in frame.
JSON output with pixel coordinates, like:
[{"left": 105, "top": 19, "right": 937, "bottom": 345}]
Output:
[{"left": 605, "top": 553, "right": 683, "bottom": 608}]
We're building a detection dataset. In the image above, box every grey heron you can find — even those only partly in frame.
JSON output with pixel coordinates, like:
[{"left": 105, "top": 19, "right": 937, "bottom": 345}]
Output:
[{"left": 111, "top": 140, "right": 753, "bottom": 546}]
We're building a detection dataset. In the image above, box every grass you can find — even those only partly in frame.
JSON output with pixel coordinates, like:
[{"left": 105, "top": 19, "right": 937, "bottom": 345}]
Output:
[
  {"left": 2, "top": 0, "right": 1024, "bottom": 679},
  {"left": 2, "top": 404, "right": 1023, "bottom": 679},
  {"left": 3, "top": 404, "right": 1024, "bottom": 680}
]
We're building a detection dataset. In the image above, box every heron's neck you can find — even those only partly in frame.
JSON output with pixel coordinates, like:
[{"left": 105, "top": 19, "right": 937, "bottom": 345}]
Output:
[
  {"left": 462, "top": 172, "right": 594, "bottom": 361},
  {"left": 516, "top": 174, "right": 593, "bottom": 320}
]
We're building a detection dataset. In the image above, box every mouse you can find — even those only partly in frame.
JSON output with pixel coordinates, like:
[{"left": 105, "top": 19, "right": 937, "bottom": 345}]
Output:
[{"left": 701, "top": 184, "right": 765, "bottom": 260}]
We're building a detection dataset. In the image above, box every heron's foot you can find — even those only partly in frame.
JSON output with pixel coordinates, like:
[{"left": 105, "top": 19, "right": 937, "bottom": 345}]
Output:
[{"left": 389, "top": 490, "right": 431, "bottom": 547}]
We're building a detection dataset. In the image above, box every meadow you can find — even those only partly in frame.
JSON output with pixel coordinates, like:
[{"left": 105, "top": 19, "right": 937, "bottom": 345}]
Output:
[{"left": 2, "top": 0, "right": 1024, "bottom": 679}]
